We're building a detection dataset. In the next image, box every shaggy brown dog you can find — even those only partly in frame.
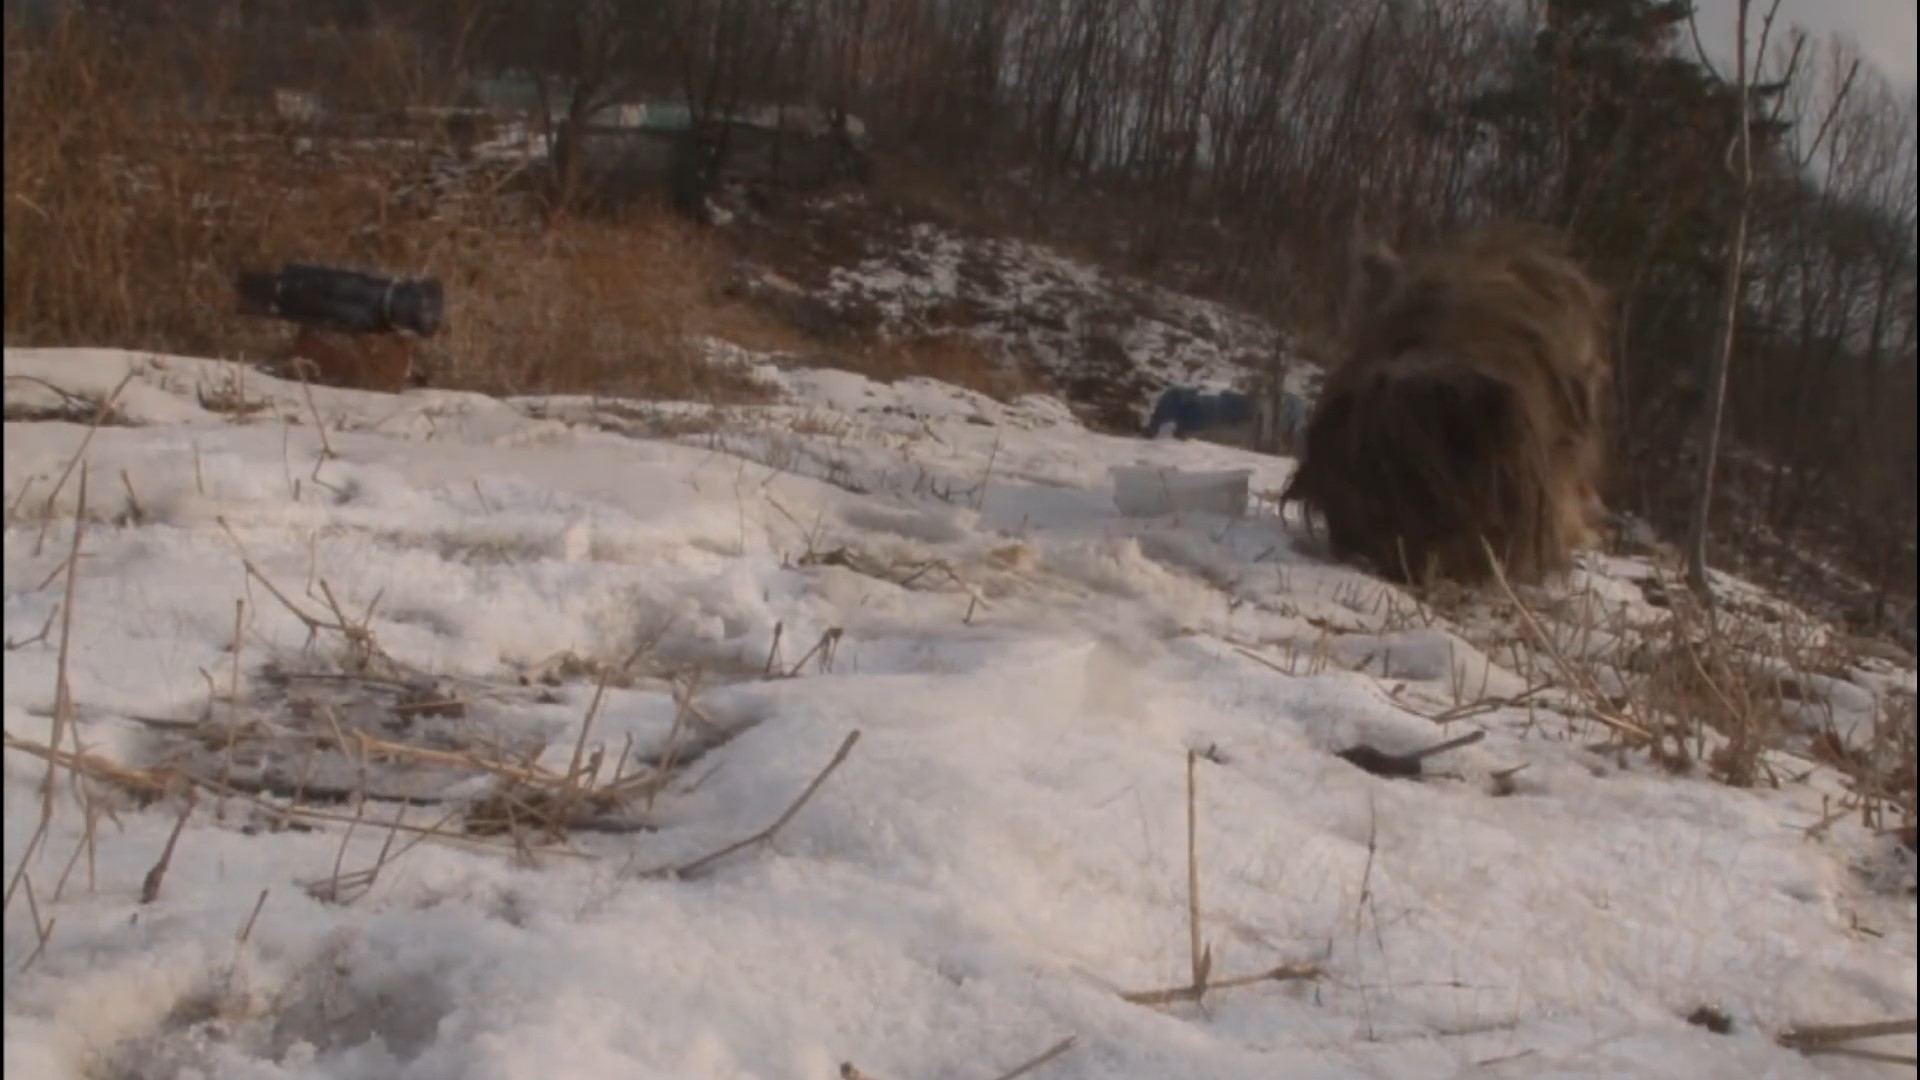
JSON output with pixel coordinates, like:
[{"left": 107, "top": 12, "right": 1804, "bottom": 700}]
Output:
[{"left": 1281, "top": 224, "right": 1612, "bottom": 585}]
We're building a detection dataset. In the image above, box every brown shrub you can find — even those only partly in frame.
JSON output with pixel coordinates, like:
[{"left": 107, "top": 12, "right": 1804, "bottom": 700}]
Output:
[
  {"left": 430, "top": 213, "right": 774, "bottom": 402},
  {"left": 1282, "top": 223, "right": 1613, "bottom": 585}
]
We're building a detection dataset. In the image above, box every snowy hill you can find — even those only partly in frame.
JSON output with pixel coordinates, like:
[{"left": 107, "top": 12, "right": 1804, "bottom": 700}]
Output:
[
  {"left": 719, "top": 191, "right": 1304, "bottom": 431},
  {"left": 3, "top": 348, "right": 1914, "bottom": 1080}
]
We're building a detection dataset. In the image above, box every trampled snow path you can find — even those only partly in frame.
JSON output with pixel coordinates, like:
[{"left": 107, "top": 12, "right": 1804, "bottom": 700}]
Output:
[{"left": 3, "top": 348, "right": 1914, "bottom": 1080}]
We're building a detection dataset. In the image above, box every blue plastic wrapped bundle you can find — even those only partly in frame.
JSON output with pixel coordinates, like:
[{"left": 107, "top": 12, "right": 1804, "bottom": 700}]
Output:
[
  {"left": 236, "top": 264, "right": 444, "bottom": 338},
  {"left": 1143, "top": 386, "right": 1257, "bottom": 439}
]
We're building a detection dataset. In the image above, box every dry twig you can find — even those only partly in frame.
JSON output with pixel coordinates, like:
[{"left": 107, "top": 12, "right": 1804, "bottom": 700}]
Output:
[
  {"left": 838, "top": 1034, "right": 1079, "bottom": 1080},
  {"left": 140, "top": 788, "right": 199, "bottom": 904},
  {"left": 1481, "top": 538, "right": 1651, "bottom": 743},
  {"left": 1779, "top": 1016, "right": 1917, "bottom": 1065},
  {"left": 1121, "top": 749, "right": 1324, "bottom": 1007},
  {"left": 642, "top": 730, "right": 861, "bottom": 880}
]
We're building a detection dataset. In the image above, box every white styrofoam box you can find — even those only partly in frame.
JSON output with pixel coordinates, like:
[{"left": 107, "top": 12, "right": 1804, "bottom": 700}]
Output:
[{"left": 1110, "top": 465, "right": 1252, "bottom": 518}]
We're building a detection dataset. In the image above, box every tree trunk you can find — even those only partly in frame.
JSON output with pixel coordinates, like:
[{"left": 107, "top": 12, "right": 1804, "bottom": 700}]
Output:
[{"left": 1684, "top": 0, "right": 1756, "bottom": 605}]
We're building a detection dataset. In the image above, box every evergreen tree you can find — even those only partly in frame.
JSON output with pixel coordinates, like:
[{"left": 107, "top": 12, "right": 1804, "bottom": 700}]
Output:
[{"left": 1456, "top": 0, "right": 1797, "bottom": 498}]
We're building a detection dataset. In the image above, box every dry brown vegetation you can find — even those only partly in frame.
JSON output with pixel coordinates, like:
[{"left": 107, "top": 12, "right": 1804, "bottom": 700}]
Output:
[
  {"left": 1, "top": 16, "right": 1039, "bottom": 407},
  {"left": 0, "top": 19, "right": 765, "bottom": 403},
  {"left": 1247, "top": 548, "right": 1914, "bottom": 840},
  {"left": 821, "top": 332, "right": 1038, "bottom": 403}
]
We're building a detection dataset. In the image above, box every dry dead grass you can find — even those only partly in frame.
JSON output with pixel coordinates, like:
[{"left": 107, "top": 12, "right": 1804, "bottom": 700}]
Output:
[
  {"left": 3, "top": 18, "right": 1041, "bottom": 410},
  {"left": 2, "top": 16, "right": 766, "bottom": 405},
  {"left": 0, "top": 489, "right": 866, "bottom": 905},
  {"left": 1468, "top": 559, "right": 1918, "bottom": 843},
  {"left": 1613, "top": 585, "right": 1913, "bottom": 822},
  {"left": 1296, "top": 546, "right": 1918, "bottom": 838},
  {"left": 829, "top": 332, "right": 1037, "bottom": 403},
  {"left": 686, "top": 297, "right": 824, "bottom": 359},
  {"left": 435, "top": 213, "right": 771, "bottom": 402},
  {"left": 689, "top": 277, "right": 1039, "bottom": 404}
]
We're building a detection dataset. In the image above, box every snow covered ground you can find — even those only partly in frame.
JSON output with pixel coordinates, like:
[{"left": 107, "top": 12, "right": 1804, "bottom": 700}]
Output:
[
  {"left": 726, "top": 192, "right": 1303, "bottom": 431},
  {"left": 3, "top": 348, "right": 1914, "bottom": 1080}
]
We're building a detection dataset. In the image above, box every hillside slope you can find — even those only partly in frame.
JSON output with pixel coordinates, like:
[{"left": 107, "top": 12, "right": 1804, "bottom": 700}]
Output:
[{"left": 2, "top": 348, "right": 1914, "bottom": 1080}]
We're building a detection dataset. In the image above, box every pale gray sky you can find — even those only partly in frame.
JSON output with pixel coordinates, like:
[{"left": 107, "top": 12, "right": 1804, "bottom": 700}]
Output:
[{"left": 1690, "top": 0, "right": 1917, "bottom": 88}]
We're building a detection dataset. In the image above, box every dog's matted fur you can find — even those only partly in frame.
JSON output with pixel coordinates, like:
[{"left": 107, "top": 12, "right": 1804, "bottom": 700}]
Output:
[{"left": 1281, "top": 223, "right": 1612, "bottom": 585}]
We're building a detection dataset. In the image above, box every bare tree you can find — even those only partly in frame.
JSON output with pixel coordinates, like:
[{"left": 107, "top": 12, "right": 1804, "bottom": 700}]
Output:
[{"left": 1683, "top": 0, "right": 1782, "bottom": 603}]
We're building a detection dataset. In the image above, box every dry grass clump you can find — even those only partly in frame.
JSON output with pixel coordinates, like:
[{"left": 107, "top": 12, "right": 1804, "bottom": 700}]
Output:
[
  {"left": 1346, "top": 562, "right": 1917, "bottom": 900},
  {"left": 1628, "top": 606, "right": 1796, "bottom": 785},
  {"left": 1620, "top": 590, "right": 1915, "bottom": 811},
  {"left": 434, "top": 213, "right": 771, "bottom": 403},
  {"left": 3, "top": 490, "right": 868, "bottom": 934},
  {"left": 1418, "top": 549, "right": 1915, "bottom": 817}
]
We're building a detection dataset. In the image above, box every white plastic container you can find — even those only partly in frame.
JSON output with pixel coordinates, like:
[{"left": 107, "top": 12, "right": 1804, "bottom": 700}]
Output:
[{"left": 1110, "top": 465, "right": 1252, "bottom": 518}]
